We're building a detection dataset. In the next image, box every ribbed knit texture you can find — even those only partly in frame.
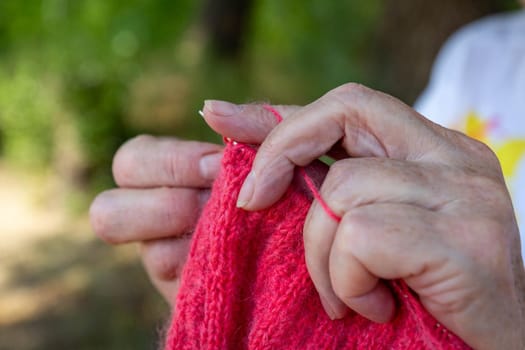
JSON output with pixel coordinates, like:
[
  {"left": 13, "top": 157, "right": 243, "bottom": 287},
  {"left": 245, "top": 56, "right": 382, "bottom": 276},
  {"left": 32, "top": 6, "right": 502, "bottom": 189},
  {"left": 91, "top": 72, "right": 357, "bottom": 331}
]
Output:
[{"left": 164, "top": 141, "right": 471, "bottom": 350}]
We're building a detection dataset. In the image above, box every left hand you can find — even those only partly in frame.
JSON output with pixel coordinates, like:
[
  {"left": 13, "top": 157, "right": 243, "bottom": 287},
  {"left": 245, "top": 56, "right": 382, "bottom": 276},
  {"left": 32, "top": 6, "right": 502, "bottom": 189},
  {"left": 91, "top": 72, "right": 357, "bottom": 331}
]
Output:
[{"left": 90, "top": 136, "right": 222, "bottom": 303}]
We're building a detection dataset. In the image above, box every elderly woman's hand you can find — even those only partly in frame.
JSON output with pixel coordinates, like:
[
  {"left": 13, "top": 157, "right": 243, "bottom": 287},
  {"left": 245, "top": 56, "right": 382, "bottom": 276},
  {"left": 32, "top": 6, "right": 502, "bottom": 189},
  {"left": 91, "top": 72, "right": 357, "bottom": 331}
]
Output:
[
  {"left": 201, "top": 84, "right": 525, "bottom": 350},
  {"left": 88, "top": 104, "right": 298, "bottom": 305}
]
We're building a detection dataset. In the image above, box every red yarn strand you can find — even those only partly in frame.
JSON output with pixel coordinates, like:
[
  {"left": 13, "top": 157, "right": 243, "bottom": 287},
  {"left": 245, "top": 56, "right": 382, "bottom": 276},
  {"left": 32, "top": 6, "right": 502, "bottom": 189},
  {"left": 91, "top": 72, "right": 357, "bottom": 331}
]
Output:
[
  {"left": 298, "top": 167, "right": 342, "bottom": 222},
  {"left": 262, "top": 104, "right": 284, "bottom": 122}
]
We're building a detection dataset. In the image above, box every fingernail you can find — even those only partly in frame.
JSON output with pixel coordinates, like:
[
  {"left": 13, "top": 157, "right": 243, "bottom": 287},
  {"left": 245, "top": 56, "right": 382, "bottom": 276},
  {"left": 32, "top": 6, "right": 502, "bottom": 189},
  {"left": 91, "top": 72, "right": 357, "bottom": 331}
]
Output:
[
  {"left": 197, "top": 189, "right": 211, "bottom": 209},
  {"left": 320, "top": 295, "right": 338, "bottom": 320},
  {"left": 320, "top": 294, "right": 346, "bottom": 320},
  {"left": 204, "top": 100, "right": 240, "bottom": 117},
  {"left": 198, "top": 110, "right": 204, "bottom": 117},
  {"left": 237, "top": 171, "right": 255, "bottom": 208},
  {"left": 199, "top": 153, "right": 222, "bottom": 181}
]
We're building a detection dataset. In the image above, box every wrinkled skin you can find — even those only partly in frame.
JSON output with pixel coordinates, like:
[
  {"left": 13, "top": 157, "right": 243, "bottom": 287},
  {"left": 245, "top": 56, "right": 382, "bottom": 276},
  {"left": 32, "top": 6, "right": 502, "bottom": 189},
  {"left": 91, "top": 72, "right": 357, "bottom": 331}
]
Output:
[{"left": 91, "top": 84, "right": 525, "bottom": 349}]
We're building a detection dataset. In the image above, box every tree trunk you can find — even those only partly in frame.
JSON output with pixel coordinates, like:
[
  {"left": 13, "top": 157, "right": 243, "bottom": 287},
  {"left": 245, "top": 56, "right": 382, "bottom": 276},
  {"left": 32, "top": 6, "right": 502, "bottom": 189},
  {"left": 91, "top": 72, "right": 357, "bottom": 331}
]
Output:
[
  {"left": 201, "top": 0, "right": 254, "bottom": 60},
  {"left": 376, "top": 0, "right": 516, "bottom": 104}
]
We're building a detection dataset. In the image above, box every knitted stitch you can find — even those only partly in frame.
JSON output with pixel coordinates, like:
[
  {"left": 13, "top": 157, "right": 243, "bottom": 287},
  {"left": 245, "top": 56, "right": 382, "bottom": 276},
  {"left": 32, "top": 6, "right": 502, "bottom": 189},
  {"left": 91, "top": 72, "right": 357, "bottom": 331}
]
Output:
[{"left": 164, "top": 141, "right": 471, "bottom": 350}]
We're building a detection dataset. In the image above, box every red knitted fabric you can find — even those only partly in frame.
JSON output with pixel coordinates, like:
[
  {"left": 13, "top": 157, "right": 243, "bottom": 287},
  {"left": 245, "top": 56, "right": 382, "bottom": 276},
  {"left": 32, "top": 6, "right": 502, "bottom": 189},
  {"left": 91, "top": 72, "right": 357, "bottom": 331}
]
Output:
[{"left": 164, "top": 141, "right": 471, "bottom": 350}]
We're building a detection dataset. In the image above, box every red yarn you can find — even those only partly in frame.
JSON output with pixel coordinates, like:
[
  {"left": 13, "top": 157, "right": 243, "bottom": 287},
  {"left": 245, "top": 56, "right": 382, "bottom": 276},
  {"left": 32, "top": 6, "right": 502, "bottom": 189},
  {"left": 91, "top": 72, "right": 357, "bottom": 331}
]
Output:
[
  {"left": 163, "top": 140, "right": 471, "bottom": 349},
  {"left": 261, "top": 104, "right": 284, "bottom": 122}
]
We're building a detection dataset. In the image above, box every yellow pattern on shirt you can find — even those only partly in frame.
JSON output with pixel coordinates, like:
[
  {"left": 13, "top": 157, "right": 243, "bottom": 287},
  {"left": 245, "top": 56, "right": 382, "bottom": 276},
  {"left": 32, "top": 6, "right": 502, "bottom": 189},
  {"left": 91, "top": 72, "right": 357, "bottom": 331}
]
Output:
[{"left": 464, "top": 112, "right": 525, "bottom": 179}]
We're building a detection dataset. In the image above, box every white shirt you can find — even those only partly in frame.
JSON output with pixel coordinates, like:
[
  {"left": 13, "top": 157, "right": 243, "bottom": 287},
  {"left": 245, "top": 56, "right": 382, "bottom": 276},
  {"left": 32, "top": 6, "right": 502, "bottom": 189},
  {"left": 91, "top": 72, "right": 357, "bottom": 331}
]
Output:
[{"left": 415, "top": 9, "right": 525, "bottom": 260}]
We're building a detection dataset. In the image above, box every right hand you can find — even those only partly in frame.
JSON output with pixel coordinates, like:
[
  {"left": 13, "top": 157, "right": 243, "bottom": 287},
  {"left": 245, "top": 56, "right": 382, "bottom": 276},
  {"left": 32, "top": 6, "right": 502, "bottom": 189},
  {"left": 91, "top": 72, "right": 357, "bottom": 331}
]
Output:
[{"left": 89, "top": 135, "right": 223, "bottom": 304}]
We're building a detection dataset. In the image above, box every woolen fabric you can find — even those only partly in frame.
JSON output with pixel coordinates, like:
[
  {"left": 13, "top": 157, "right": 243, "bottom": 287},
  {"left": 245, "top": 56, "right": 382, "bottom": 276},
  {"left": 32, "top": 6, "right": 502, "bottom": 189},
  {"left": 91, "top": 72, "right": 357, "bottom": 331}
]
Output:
[{"left": 164, "top": 142, "right": 470, "bottom": 350}]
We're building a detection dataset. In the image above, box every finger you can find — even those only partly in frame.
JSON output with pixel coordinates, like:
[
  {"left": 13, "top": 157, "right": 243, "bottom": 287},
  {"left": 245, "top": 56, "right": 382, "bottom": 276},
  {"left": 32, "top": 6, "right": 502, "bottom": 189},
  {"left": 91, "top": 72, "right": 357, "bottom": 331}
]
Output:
[
  {"left": 113, "top": 135, "right": 223, "bottom": 188},
  {"left": 303, "top": 157, "right": 450, "bottom": 321},
  {"left": 140, "top": 236, "right": 192, "bottom": 305},
  {"left": 203, "top": 100, "right": 349, "bottom": 161},
  {"left": 303, "top": 158, "right": 458, "bottom": 322},
  {"left": 329, "top": 204, "right": 447, "bottom": 322},
  {"left": 318, "top": 158, "right": 461, "bottom": 213},
  {"left": 303, "top": 200, "right": 347, "bottom": 320},
  {"left": 202, "top": 100, "right": 300, "bottom": 144},
  {"left": 90, "top": 187, "right": 209, "bottom": 244},
  {"left": 238, "top": 83, "right": 448, "bottom": 210}
]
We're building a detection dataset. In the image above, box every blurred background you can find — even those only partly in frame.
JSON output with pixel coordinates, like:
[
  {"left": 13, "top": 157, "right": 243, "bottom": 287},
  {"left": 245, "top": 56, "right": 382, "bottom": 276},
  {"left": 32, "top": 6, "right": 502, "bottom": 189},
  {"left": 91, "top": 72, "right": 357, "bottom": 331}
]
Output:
[{"left": 0, "top": 0, "right": 519, "bottom": 349}]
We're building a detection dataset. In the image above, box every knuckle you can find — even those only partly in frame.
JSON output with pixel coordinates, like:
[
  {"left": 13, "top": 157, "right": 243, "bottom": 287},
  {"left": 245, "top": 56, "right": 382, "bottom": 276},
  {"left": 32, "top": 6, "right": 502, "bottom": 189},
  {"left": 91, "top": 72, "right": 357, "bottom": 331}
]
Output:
[
  {"left": 455, "top": 136, "right": 502, "bottom": 174},
  {"left": 469, "top": 173, "right": 502, "bottom": 193},
  {"left": 142, "top": 238, "right": 191, "bottom": 282},
  {"left": 141, "top": 244, "right": 181, "bottom": 281},
  {"left": 163, "top": 145, "right": 184, "bottom": 184},
  {"left": 470, "top": 138, "right": 501, "bottom": 167},
  {"left": 162, "top": 139, "right": 199, "bottom": 185},
  {"left": 311, "top": 83, "right": 366, "bottom": 120},
  {"left": 230, "top": 103, "right": 275, "bottom": 133},
  {"left": 464, "top": 172, "right": 511, "bottom": 208},
  {"left": 327, "top": 159, "right": 349, "bottom": 178},
  {"left": 158, "top": 188, "right": 182, "bottom": 231},
  {"left": 332, "top": 82, "right": 369, "bottom": 98},
  {"left": 321, "top": 159, "right": 353, "bottom": 209},
  {"left": 129, "top": 133, "right": 155, "bottom": 145},
  {"left": 112, "top": 134, "right": 153, "bottom": 185},
  {"left": 158, "top": 188, "right": 196, "bottom": 234},
  {"left": 326, "top": 83, "right": 373, "bottom": 110},
  {"left": 155, "top": 261, "right": 179, "bottom": 281}
]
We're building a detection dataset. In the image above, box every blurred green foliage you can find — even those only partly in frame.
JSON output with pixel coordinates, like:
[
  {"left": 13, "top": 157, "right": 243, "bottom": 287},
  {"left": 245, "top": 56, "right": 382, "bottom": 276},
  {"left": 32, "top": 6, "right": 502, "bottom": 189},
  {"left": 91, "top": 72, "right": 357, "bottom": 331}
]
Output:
[
  {"left": 249, "top": 1, "right": 382, "bottom": 98},
  {"left": 0, "top": 0, "right": 383, "bottom": 192},
  {"left": 0, "top": 66, "right": 56, "bottom": 167},
  {"left": 0, "top": 0, "right": 197, "bottom": 187}
]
